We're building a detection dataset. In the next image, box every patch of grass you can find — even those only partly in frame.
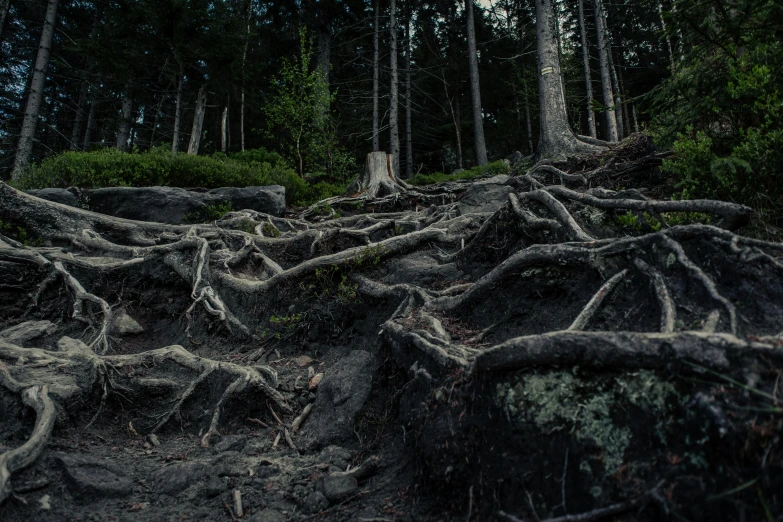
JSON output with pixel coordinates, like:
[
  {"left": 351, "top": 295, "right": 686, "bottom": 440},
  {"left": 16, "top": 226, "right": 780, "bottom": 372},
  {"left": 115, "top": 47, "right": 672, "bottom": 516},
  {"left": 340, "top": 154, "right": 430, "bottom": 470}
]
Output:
[
  {"left": 407, "top": 160, "right": 510, "bottom": 186},
  {"left": 184, "top": 201, "right": 233, "bottom": 223}
]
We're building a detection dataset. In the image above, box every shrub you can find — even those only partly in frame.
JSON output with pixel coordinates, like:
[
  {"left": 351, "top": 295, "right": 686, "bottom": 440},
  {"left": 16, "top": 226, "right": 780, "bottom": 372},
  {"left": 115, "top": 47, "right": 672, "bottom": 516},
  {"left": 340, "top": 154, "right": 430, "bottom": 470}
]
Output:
[
  {"left": 14, "top": 148, "right": 335, "bottom": 206},
  {"left": 408, "top": 160, "right": 510, "bottom": 186}
]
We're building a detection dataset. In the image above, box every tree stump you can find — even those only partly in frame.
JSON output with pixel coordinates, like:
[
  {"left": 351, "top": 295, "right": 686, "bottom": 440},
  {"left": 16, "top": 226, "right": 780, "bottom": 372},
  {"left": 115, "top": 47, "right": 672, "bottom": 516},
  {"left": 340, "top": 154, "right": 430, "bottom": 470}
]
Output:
[{"left": 346, "top": 151, "right": 407, "bottom": 198}]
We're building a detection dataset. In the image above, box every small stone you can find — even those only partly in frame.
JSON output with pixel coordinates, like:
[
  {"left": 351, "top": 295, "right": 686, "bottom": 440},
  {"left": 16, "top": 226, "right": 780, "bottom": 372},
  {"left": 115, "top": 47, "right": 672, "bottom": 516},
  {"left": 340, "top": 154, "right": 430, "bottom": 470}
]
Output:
[
  {"left": 303, "top": 491, "right": 329, "bottom": 514},
  {"left": 111, "top": 309, "right": 144, "bottom": 335},
  {"left": 151, "top": 461, "right": 207, "bottom": 495},
  {"left": 308, "top": 392, "right": 316, "bottom": 402},
  {"left": 202, "top": 476, "right": 225, "bottom": 498},
  {"left": 55, "top": 454, "right": 133, "bottom": 499},
  {"left": 321, "top": 473, "right": 358, "bottom": 502},
  {"left": 298, "top": 396, "right": 310, "bottom": 407},
  {"left": 213, "top": 434, "right": 248, "bottom": 453},
  {"left": 39, "top": 494, "right": 51, "bottom": 510},
  {"left": 143, "top": 442, "right": 152, "bottom": 450},
  {"left": 294, "top": 355, "right": 314, "bottom": 367},
  {"left": 319, "top": 446, "right": 352, "bottom": 466}
]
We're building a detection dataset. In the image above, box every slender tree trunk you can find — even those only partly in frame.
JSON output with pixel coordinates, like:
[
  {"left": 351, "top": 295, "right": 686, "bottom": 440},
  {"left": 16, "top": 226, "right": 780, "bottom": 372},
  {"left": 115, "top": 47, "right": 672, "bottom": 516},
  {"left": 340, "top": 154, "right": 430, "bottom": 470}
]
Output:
[
  {"left": 11, "top": 0, "right": 60, "bottom": 180},
  {"left": 116, "top": 90, "right": 132, "bottom": 151},
  {"left": 455, "top": 88, "right": 463, "bottom": 169},
  {"left": 187, "top": 83, "right": 207, "bottom": 155},
  {"left": 372, "top": 0, "right": 380, "bottom": 152},
  {"left": 389, "top": 0, "right": 400, "bottom": 177},
  {"left": 404, "top": 14, "right": 413, "bottom": 179},
  {"left": 603, "top": 5, "right": 624, "bottom": 140},
  {"left": 240, "top": 0, "right": 252, "bottom": 152},
  {"left": 524, "top": 82, "right": 534, "bottom": 155},
  {"left": 466, "top": 0, "right": 488, "bottom": 166},
  {"left": 535, "top": 0, "right": 599, "bottom": 158},
  {"left": 442, "top": 69, "right": 463, "bottom": 171},
  {"left": 317, "top": 14, "right": 332, "bottom": 111},
  {"left": 594, "top": 0, "right": 618, "bottom": 142},
  {"left": 83, "top": 97, "right": 97, "bottom": 150},
  {"left": 657, "top": 2, "right": 676, "bottom": 72},
  {"left": 617, "top": 54, "right": 630, "bottom": 134},
  {"left": 172, "top": 63, "right": 184, "bottom": 154},
  {"left": 578, "top": 0, "right": 597, "bottom": 138},
  {"left": 0, "top": 0, "right": 9, "bottom": 43},
  {"left": 70, "top": 81, "right": 89, "bottom": 150},
  {"left": 149, "top": 83, "right": 170, "bottom": 148},
  {"left": 221, "top": 104, "right": 229, "bottom": 153}
]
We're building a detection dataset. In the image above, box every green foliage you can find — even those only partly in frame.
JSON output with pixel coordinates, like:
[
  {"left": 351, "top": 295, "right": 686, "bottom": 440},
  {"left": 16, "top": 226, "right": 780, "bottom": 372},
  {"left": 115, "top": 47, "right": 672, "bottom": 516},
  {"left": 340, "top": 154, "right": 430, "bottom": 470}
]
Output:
[
  {"left": 616, "top": 211, "right": 639, "bottom": 229},
  {"left": 651, "top": 3, "right": 783, "bottom": 223},
  {"left": 408, "top": 160, "right": 510, "bottom": 186},
  {"left": 14, "top": 148, "right": 343, "bottom": 207},
  {"left": 184, "top": 201, "right": 233, "bottom": 223}
]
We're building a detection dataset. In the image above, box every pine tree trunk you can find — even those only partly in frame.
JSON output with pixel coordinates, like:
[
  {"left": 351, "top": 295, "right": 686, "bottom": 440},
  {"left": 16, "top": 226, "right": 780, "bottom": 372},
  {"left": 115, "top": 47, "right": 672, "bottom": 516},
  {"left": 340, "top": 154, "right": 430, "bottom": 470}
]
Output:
[
  {"left": 346, "top": 151, "right": 406, "bottom": 198},
  {"left": 116, "top": 90, "right": 132, "bottom": 151},
  {"left": 404, "top": 14, "right": 413, "bottom": 179},
  {"left": 372, "top": 0, "right": 380, "bottom": 152},
  {"left": 455, "top": 90, "right": 463, "bottom": 170},
  {"left": 83, "top": 97, "right": 97, "bottom": 150},
  {"left": 524, "top": 82, "right": 534, "bottom": 155},
  {"left": 466, "top": 0, "right": 488, "bottom": 166},
  {"left": 241, "top": 0, "right": 252, "bottom": 152},
  {"left": 535, "top": 0, "right": 599, "bottom": 158},
  {"left": 658, "top": 1, "right": 676, "bottom": 72},
  {"left": 594, "top": 0, "right": 618, "bottom": 142},
  {"left": 172, "top": 64, "right": 184, "bottom": 154},
  {"left": 70, "top": 81, "right": 89, "bottom": 150},
  {"left": 0, "top": 0, "right": 9, "bottom": 43},
  {"left": 389, "top": 0, "right": 400, "bottom": 177},
  {"left": 617, "top": 54, "right": 630, "bottom": 134},
  {"left": 603, "top": 6, "right": 623, "bottom": 140},
  {"left": 11, "top": 0, "right": 60, "bottom": 181},
  {"left": 578, "top": 0, "right": 597, "bottom": 138},
  {"left": 221, "top": 104, "right": 229, "bottom": 153},
  {"left": 187, "top": 83, "right": 207, "bottom": 156}
]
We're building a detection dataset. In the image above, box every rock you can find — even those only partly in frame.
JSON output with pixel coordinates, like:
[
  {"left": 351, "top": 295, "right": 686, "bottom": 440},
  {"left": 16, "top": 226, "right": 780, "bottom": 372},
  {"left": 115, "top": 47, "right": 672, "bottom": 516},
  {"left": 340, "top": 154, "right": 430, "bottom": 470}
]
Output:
[
  {"left": 111, "top": 309, "right": 144, "bottom": 335},
  {"left": 26, "top": 188, "right": 79, "bottom": 207},
  {"left": 201, "top": 476, "right": 225, "bottom": 498},
  {"left": 303, "top": 491, "right": 330, "bottom": 513},
  {"left": 213, "top": 434, "right": 248, "bottom": 453},
  {"left": 211, "top": 452, "right": 247, "bottom": 476},
  {"left": 452, "top": 168, "right": 465, "bottom": 174},
  {"left": 319, "top": 446, "right": 352, "bottom": 470},
  {"left": 249, "top": 509, "right": 287, "bottom": 522},
  {"left": 506, "top": 151, "right": 524, "bottom": 166},
  {"left": 243, "top": 437, "right": 272, "bottom": 456},
  {"left": 305, "top": 350, "right": 376, "bottom": 445},
  {"left": 457, "top": 175, "right": 513, "bottom": 214},
  {"left": 86, "top": 186, "right": 208, "bottom": 224},
  {"left": 321, "top": 473, "right": 358, "bottom": 502},
  {"left": 205, "top": 186, "right": 286, "bottom": 217},
  {"left": 0, "top": 320, "right": 57, "bottom": 345},
  {"left": 150, "top": 461, "right": 207, "bottom": 494},
  {"left": 55, "top": 454, "right": 133, "bottom": 499}
]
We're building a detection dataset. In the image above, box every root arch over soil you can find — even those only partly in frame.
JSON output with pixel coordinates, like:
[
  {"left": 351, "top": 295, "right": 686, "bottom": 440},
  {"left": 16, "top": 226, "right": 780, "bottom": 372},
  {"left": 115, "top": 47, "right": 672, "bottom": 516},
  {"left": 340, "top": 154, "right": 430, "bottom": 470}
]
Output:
[{"left": 1, "top": 137, "right": 782, "bottom": 520}]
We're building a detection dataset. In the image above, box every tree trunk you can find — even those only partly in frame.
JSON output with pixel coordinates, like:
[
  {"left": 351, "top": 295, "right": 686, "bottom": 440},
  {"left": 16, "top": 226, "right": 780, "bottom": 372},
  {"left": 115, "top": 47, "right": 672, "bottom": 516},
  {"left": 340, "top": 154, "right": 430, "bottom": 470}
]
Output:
[
  {"left": 240, "top": 0, "right": 252, "bottom": 152},
  {"left": 346, "top": 151, "right": 406, "bottom": 198},
  {"left": 535, "top": 0, "right": 600, "bottom": 158},
  {"left": 594, "top": 0, "right": 618, "bottom": 142},
  {"left": 632, "top": 103, "right": 639, "bottom": 134},
  {"left": 658, "top": 1, "right": 676, "bottom": 72},
  {"left": 404, "top": 14, "right": 413, "bottom": 179},
  {"left": 389, "top": 0, "right": 400, "bottom": 178},
  {"left": 617, "top": 53, "right": 630, "bottom": 135},
  {"left": 466, "top": 0, "right": 488, "bottom": 166},
  {"left": 524, "top": 82, "right": 534, "bottom": 155},
  {"left": 70, "top": 81, "right": 89, "bottom": 150},
  {"left": 372, "top": 0, "right": 380, "bottom": 152},
  {"left": 11, "top": 0, "right": 60, "bottom": 181},
  {"left": 318, "top": 21, "right": 332, "bottom": 96},
  {"left": 603, "top": 6, "right": 623, "bottom": 140},
  {"left": 578, "top": 0, "right": 597, "bottom": 138},
  {"left": 116, "top": 90, "right": 132, "bottom": 151},
  {"left": 83, "top": 97, "right": 97, "bottom": 151},
  {"left": 187, "top": 83, "right": 207, "bottom": 156},
  {"left": 221, "top": 103, "right": 229, "bottom": 154},
  {"left": 172, "top": 64, "right": 184, "bottom": 155},
  {"left": 0, "top": 0, "right": 9, "bottom": 43},
  {"left": 455, "top": 90, "right": 463, "bottom": 170}
]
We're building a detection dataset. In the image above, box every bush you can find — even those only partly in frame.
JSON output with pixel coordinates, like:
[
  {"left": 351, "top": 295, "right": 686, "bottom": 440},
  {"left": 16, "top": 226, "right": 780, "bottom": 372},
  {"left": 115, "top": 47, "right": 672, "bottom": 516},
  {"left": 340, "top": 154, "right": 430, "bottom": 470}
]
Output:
[
  {"left": 408, "top": 160, "right": 510, "bottom": 186},
  {"left": 15, "top": 148, "right": 338, "bottom": 206}
]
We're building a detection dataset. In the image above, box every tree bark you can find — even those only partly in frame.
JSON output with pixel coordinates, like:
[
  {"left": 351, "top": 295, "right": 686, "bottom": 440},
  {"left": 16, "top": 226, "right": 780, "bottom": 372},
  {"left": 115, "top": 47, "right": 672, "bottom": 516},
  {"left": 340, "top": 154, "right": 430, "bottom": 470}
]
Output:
[
  {"left": 372, "top": 0, "right": 380, "bottom": 152},
  {"left": 578, "top": 0, "right": 597, "bottom": 138},
  {"left": 466, "top": 0, "right": 488, "bottom": 166},
  {"left": 240, "top": 0, "right": 252, "bottom": 152},
  {"left": 0, "top": 0, "right": 9, "bottom": 43},
  {"left": 658, "top": 1, "right": 676, "bottom": 72},
  {"left": 346, "top": 151, "right": 407, "bottom": 198},
  {"left": 172, "top": 63, "right": 184, "bottom": 155},
  {"left": 617, "top": 53, "right": 630, "bottom": 134},
  {"left": 535, "top": 0, "right": 600, "bottom": 158},
  {"left": 604, "top": 7, "right": 624, "bottom": 139},
  {"left": 389, "top": 0, "right": 400, "bottom": 177},
  {"left": 116, "top": 90, "right": 132, "bottom": 151},
  {"left": 70, "top": 81, "right": 89, "bottom": 150},
  {"left": 187, "top": 83, "right": 207, "bottom": 156},
  {"left": 404, "top": 13, "right": 413, "bottom": 179},
  {"left": 524, "top": 82, "right": 534, "bottom": 155},
  {"left": 11, "top": 0, "right": 60, "bottom": 181},
  {"left": 83, "top": 97, "right": 97, "bottom": 151},
  {"left": 594, "top": 0, "right": 618, "bottom": 142},
  {"left": 221, "top": 103, "right": 229, "bottom": 154}
]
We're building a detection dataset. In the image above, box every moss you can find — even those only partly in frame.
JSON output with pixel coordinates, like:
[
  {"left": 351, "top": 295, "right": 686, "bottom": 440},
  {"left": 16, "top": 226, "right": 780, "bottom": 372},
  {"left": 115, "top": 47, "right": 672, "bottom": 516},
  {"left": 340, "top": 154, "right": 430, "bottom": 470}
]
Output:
[{"left": 496, "top": 370, "right": 680, "bottom": 475}]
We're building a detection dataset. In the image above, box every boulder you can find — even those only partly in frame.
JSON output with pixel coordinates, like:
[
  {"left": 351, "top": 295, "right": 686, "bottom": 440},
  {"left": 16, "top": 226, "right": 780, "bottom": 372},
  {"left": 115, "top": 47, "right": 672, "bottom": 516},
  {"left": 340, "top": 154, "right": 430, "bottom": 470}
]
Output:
[
  {"left": 26, "top": 188, "right": 79, "bottom": 207},
  {"left": 86, "top": 186, "right": 206, "bottom": 224},
  {"left": 321, "top": 473, "right": 358, "bottom": 502},
  {"left": 506, "top": 150, "right": 524, "bottom": 166},
  {"left": 303, "top": 491, "right": 330, "bottom": 514},
  {"left": 205, "top": 186, "right": 286, "bottom": 217},
  {"left": 305, "top": 350, "right": 375, "bottom": 445},
  {"left": 457, "top": 175, "right": 513, "bottom": 214},
  {"left": 318, "top": 446, "right": 352, "bottom": 470},
  {"left": 111, "top": 310, "right": 144, "bottom": 335},
  {"left": 55, "top": 454, "right": 133, "bottom": 499},
  {"left": 0, "top": 320, "right": 57, "bottom": 345}
]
